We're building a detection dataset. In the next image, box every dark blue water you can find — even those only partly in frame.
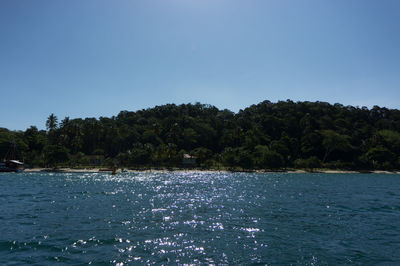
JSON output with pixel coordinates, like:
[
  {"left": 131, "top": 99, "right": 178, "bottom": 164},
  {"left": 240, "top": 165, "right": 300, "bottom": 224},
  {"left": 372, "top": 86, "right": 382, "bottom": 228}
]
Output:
[{"left": 1, "top": 172, "right": 400, "bottom": 265}]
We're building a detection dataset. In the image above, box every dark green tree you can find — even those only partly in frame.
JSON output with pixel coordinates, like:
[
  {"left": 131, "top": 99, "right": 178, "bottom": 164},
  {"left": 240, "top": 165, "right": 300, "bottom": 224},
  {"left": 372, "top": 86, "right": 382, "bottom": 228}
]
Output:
[{"left": 46, "top": 114, "right": 58, "bottom": 132}]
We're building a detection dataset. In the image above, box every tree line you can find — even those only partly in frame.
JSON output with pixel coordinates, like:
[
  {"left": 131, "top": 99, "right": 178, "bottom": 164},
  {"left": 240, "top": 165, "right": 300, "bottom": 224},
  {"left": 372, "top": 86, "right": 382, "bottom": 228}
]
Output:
[{"left": 1, "top": 100, "right": 400, "bottom": 170}]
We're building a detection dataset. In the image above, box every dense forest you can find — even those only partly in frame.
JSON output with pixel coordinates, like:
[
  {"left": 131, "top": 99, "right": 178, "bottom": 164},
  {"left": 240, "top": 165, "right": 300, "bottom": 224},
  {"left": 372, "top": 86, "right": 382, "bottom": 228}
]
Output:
[{"left": 1, "top": 100, "right": 400, "bottom": 171}]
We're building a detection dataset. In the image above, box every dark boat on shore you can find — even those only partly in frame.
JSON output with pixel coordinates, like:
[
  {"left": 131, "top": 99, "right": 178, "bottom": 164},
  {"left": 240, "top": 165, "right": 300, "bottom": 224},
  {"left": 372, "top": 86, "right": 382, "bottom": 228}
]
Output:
[
  {"left": 0, "top": 160, "right": 24, "bottom": 172},
  {"left": 0, "top": 142, "right": 25, "bottom": 173}
]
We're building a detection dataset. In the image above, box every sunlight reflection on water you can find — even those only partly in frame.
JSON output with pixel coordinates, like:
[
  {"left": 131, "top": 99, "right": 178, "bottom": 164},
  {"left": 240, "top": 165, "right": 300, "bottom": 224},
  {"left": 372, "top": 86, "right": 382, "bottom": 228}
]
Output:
[{"left": 1, "top": 171, "right": 400, "bottom": 264}]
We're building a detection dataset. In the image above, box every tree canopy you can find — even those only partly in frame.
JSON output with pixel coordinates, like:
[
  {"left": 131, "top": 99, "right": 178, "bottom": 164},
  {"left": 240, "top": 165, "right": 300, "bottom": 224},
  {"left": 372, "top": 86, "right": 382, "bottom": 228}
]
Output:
[{"left": 2, "top": 100, "right": 400, "bottom": 170}]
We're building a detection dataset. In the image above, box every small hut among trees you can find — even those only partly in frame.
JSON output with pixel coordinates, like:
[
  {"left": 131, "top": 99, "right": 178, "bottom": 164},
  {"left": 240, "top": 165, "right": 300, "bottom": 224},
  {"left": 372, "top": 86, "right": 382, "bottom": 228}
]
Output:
[{"left": 182, "top": 154, "right": 196, "bottom": 167}]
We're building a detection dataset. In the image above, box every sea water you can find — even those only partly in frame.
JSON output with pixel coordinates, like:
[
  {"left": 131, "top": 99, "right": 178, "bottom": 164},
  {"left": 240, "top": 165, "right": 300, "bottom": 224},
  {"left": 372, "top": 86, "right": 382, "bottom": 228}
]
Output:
[{"left": 0, "top": 171, "right": 400, "bottom": 265}]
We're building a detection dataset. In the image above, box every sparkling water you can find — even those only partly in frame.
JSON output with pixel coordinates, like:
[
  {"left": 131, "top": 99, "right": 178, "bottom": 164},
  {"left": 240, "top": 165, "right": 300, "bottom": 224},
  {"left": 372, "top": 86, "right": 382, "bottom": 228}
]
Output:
[{"left": 1, "top": 172, "right": 400, "bottom": 264}]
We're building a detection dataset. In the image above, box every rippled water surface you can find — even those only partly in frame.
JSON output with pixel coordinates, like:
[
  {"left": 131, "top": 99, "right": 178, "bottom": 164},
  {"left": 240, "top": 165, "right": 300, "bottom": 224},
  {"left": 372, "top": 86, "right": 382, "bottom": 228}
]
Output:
[{"left": 1, "top": 171, "right": 400, "bottom": 265}]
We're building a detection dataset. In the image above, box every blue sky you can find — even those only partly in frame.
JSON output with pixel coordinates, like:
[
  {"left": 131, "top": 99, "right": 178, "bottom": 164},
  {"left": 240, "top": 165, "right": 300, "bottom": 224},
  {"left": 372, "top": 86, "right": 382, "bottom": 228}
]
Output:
[{"left": 1, "top": 0, "right": 400, "bottom": 130}]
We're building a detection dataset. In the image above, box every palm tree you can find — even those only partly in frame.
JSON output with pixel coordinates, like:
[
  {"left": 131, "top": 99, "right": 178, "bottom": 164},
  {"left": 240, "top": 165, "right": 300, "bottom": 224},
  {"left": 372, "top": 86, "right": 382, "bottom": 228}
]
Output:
[{"left": 46, "top": 114, "right": 58, "bottom": 132}]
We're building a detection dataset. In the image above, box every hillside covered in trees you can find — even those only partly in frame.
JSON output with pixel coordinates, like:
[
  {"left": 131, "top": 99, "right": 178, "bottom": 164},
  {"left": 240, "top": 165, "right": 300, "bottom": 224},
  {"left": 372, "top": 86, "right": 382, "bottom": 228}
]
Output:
[{"left": 1, "top": 100, "right": 400, "bottom": 171}]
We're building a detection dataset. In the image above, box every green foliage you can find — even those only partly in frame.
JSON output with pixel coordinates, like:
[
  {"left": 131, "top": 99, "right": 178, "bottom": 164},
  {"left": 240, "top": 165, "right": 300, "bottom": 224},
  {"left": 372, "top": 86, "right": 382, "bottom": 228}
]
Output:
[
  {"left": 127, "top": 143, "right": 154, "bottom": 166},
  {"left": 254, "top": 145, "right": 284, "bottom": 169},
  {"left": 320, "top": 130, "right": 352, "bottom": 162},
  {"left": 46, "top": 114, "right": 58, "bottom": 132},
  {"left": 6, "top": 101, "right": 400, "bottom": 170},
  {"left": 0, "top": 128, "right": 15, "bottom": 158},
  {"left": 378, "top": 130, "right": 400, "bottom": 153},
  {"left": 192, "top": 147, "right": 213, "bottom": 167},
  {"left": 69, "top": 152, "right": 89, "bottom": 167},
  {"left": 294, "top": 156, "right": 321, "bottom": 170},
  {"left": 366, "top": 146, "right": 395, "bottom": 169},
  {"left": 43, "top": 144, "right": 70, "bottom": 167}
]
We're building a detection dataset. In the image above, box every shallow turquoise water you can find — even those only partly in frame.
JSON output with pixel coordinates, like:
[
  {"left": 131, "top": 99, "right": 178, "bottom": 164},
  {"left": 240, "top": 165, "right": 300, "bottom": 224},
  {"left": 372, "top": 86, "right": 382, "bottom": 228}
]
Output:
[{"left": 1, "top": 172, "right": 400, "bottom": 265}]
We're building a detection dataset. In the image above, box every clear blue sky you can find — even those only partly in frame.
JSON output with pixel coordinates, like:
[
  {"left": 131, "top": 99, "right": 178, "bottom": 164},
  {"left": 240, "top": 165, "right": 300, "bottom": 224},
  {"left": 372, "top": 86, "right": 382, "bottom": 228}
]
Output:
[{"left": 1, "top": 0, "right": 400, "bottom": 130}]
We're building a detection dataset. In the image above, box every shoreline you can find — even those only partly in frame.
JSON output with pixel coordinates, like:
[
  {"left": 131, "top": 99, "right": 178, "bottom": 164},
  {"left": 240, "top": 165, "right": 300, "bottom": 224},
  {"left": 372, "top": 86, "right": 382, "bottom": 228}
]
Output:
[{"left": 23, "top": 168, "right": 400, "bottom": 175}]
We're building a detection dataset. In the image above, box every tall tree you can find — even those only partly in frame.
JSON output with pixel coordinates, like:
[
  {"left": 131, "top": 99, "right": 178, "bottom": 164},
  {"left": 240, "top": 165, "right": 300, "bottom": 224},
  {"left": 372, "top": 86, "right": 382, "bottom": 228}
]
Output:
[{"left": 46, "top": 114, "right": 58, "bottom": 132}]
